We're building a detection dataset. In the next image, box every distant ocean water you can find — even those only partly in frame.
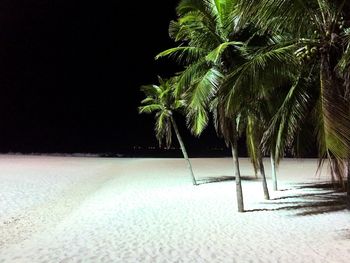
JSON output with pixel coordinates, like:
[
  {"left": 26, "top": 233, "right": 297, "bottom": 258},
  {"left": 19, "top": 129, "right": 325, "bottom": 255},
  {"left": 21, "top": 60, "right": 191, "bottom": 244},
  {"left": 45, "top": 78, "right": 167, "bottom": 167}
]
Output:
[
  {"left": 1, "top": 149, "right": 232, "bottom": 158},
  {"left": 1, "top": 147, "right": 318, "bottom": 158}
]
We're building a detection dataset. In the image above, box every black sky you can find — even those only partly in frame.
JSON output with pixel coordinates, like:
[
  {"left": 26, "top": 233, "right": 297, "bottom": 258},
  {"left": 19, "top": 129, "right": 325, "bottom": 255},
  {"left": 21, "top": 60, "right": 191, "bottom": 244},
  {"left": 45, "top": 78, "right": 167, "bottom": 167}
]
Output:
[{"left": 0, "top": 0, "right": 230, "bottom": 156}]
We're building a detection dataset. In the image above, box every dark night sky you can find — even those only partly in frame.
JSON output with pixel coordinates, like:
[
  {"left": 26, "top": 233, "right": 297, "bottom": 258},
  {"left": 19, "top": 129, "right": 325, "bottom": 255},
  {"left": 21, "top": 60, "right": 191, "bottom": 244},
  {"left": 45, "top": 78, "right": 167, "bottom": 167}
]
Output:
[{"left": 0, "top": 0, "right": 229, "bottom": 156}]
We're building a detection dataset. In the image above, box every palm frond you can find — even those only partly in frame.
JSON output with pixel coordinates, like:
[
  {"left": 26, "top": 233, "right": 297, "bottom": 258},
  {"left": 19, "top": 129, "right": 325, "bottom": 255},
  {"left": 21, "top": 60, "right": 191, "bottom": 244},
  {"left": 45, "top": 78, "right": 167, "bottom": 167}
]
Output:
[
  {"left": 174, "top": 59, "right": 210, "bottom": 97},
  {"left": 155, "top": 46, "right": 207, "bottom": 64},
  {"left": 262, "top": 75, "right": 313, "bottom": 163},
  {"left": 189, "top": 67, "right": 223, "bottom": 108},
  {"left": 138, "top": 104, "right": 162, "bottom": 114},
  {"left": 186, "top": 104, "right": 210, "bottom": 136},
  {"left": 140, "top": 84, "right": 161, "bottom": 97},
  {"left": 236, "top": 0, "right": 322, "bottom": 36},
  {"left": 223, "top": 42, "right": 299, "bottom": 115},
  {"left": 205, "top": 41, "right": 245, "bottom": 63},
  {"left": 318, "top": 59, "right": 350, "bottom": 161}
]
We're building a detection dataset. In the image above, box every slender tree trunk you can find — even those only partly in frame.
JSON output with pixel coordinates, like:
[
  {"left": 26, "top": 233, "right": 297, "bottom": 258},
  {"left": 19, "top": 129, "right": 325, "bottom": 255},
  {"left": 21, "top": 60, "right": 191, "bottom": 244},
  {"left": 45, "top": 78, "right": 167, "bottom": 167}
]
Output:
[
  {"left": 170, "top": 116, "right": 197, "bottom": 186},
  {"left": 254, "top": 171, "right": 258, "bottom": 179},
  {"left": 347, "top": 159, "right": 350, "bottom": 210},
  {"left": 259, "top": 156, "right": 270, "bottom": 200},
  {"left": 231, "top": 139, "right": 244, "bottom": 212},
  {"left": 270, "top": 151, "right": 278, "bottom": 191}
]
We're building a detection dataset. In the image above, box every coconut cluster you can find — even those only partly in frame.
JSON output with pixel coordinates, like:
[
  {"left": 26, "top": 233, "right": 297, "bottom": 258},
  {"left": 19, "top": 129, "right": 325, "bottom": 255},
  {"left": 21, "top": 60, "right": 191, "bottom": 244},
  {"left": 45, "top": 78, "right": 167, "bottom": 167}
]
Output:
[
  {"left": 337, "top": 16, "right": 346, "bottom": 30},
  {"left": 295, "top": 45, "right": 318, "bottom": 63}
]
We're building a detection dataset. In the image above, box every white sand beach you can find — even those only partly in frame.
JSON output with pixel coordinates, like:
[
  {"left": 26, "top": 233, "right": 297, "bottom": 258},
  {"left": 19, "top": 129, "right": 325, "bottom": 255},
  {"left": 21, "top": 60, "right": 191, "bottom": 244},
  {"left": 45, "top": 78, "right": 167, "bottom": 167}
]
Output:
[{"left": 0, "top": 155, "right": 349, "bottom": 263}]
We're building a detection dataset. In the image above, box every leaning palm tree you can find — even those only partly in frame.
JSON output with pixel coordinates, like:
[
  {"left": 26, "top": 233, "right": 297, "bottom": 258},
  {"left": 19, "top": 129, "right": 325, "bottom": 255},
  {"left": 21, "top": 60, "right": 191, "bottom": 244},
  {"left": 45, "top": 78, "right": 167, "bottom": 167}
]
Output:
[
  {"left": 211, "top": 97, "right": 245, "bottom": 211},
  {"left": 245, "top": 110, "right": 270, "bottom": 199},
  {"left": 157, "top": 0, "right": 248, "bottom": 211},
  {"left": 235, "top": 0, "right": 350, "bottom": 186},
  {"left": 158, "top": 0, "right": 285, "bottom": 207},
  {"left": 234, "top": 0, "right": 350, "bottom": 207},
  {"left": 139, "top": 76, "right": 198, "bottom": 186}
]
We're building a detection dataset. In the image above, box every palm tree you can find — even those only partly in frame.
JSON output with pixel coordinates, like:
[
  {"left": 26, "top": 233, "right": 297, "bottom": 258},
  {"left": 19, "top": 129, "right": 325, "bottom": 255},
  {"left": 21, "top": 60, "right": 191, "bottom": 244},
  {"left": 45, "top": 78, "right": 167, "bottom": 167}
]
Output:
[
  {"left": 245, "top": 112, "right": 270, "bottom": 199},
  {"left": 157, "top": 0, "right": 283, "bottom": 207},
  {"left": 157, "top": 0, "right": 248, "bottom": 211},
  {"left": 234, "top": 0, "right": 350, "bottom": 205},
  {"left": 211, "top": 98, "right": 245, "bottom": 211},
  {"left": 232, "top": 0, "right": 350, "bottom": 186},
  {"left": 139, "top": 76, "right": 198, "bottom": 186}
]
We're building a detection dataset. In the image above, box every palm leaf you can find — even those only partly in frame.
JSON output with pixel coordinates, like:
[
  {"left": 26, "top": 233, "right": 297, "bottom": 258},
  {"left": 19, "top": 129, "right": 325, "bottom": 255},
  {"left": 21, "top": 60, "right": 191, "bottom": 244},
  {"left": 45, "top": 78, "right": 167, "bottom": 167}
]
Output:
[
  {"left": 138, "top": 104, "right": 163, "bottom": 114},
  {"left": 205, "top": 41, "right": 245, "bottom": 63},
  {"left": 155, "top": 46, "right": 207, "bottom": 64},
  {"left": 262, "top": 75, "right": 313, "bottom": 163}
]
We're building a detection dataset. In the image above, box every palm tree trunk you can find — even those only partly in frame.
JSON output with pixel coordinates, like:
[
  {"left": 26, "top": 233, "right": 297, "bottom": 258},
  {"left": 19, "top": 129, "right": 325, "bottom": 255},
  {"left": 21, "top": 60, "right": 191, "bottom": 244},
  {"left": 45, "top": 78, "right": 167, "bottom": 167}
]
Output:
[
  {"left": 270, "top": 151, "right": 278, "bottom": 191},
  {"left": 231, "top": 139, "right": 244, "bottom": 212},
  {"left": 347, "top": 159, "right": 350, "bottom": 210},
  {"left": 170, "top": 116, "right": 197, "bottom": 186},
  {"left": 259, "top": 156, "right": 270, "bottom": 200}
]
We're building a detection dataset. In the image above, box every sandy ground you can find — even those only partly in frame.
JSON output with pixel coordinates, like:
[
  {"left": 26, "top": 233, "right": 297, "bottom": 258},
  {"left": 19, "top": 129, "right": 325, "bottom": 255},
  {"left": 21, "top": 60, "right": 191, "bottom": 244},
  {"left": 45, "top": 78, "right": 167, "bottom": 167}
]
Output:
[{"left": 0, "top": 155, "right": 349, "bottom": 263}]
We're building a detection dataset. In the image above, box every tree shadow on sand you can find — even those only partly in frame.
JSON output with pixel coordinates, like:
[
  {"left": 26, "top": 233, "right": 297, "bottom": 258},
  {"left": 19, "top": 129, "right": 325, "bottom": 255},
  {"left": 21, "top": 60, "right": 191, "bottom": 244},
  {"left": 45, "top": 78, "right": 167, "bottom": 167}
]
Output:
[
  {"left": 197, "top": 175, "right": 257, "bottom": 185},
  {"left": 246, "top": 182, "right": 347, "bottom": 216}
]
